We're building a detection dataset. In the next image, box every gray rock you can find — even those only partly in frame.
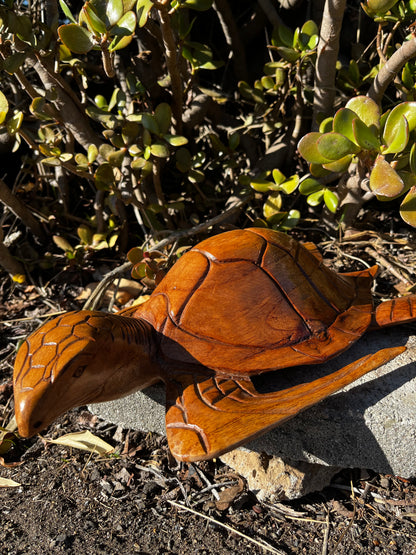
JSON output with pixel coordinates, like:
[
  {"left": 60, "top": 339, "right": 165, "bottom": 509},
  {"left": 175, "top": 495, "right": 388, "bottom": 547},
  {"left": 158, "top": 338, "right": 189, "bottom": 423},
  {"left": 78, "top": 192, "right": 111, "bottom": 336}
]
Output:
[
  {"left": 90, "top": 327, "right": 416, "bottom": 479},
  {"left": 219, "top": 449, "right": 340, "bottom": 500}
]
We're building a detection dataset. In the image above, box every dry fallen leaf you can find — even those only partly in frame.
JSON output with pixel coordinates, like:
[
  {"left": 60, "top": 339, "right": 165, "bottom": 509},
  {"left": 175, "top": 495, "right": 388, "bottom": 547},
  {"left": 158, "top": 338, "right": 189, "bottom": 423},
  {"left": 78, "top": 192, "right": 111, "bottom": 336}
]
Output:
[
  {"left": 45, "top": 431, "right": 115, "bottom": 455},
  {"left": 0, "top": 477, "right": 20, "bottom": 488}
]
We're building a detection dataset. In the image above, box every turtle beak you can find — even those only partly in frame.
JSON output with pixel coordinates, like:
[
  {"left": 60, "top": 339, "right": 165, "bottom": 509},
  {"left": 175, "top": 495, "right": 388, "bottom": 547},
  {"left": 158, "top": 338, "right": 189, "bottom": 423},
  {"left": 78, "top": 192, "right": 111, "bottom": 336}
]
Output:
[
  {"left": 13, "top": 318, "right": 95, "bottom": 438},
  {"left": 13, "top": 310, "right": 161, "bottom": 438},
  {"left": 14, "top": 381, "right": 63, "bottom": 438},
  {"left": 13, "top": 351, "right": 96, "bottom": 438}
]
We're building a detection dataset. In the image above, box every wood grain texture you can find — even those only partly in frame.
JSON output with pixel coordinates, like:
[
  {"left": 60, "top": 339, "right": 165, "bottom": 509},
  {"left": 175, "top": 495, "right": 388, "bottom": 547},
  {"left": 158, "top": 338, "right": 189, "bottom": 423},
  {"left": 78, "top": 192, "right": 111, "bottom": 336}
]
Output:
[{"left": 13, "top": 228, "right": 416, "bottom": 460}]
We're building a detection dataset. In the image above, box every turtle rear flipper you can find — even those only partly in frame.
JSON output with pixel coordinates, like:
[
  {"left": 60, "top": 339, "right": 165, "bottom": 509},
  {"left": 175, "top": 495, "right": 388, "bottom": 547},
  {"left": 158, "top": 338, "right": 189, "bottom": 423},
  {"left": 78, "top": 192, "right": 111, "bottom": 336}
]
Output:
[{"left": 165, "top": 346, "right": 405, "bottom": 461}]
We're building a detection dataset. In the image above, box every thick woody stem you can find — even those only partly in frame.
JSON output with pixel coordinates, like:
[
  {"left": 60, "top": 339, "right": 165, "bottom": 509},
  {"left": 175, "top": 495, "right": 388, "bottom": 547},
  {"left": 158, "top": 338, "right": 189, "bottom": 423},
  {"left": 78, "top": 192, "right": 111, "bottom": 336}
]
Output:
[
  {"left": 213, "top": 0, "right": 248, "bottom": 81},
  {"left": 157, "top": 4, "right": 183, "bottom": 133},
  {"left": 368, "top": 38, "right": 416, "bottom": 104},
  {"left": 312, "top": 0, "right": 346, "bottom": 128}
]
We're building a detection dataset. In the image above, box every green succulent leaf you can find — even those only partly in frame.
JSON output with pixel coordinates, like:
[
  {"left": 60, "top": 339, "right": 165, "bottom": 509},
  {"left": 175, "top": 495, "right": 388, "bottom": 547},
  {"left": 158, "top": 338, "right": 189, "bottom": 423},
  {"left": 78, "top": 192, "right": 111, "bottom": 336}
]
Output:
[
  {"left": 75, "top": 153, "right": 89, "bottom": 168},
  {"left": 107, "top": 0, "right": 125, "bottom": 26},
  {"left": 332, "top": 108, "right": 357, "bottom": 143},
  {"left": 263, "top": 191, "right": 282, "bottom": 219},
  {"left": 95, "top": 95, "right": 108, "bottom": 110},
  {"left": 82, "top": 3, "right": 107, "bottom": 34},
  {"left": 383, "top": 102, "right": 416, "bottom": 143},
  {"left": 94, "top": 163, "right": 115, "bottom": 189},
  {"left": 250, "top": 178, "right": 275, "bottom": 193},
  {"left": 111, "top": 10, "right": 136, "bottom": 36},
  {"left": 141, "top": 113, "right": 160, "bottom": 135},
  {"left": 127, "top": 246, "right": 144, "bottom": 265},
  {"left": 182, "top": 41, "right": 223, "bottom": 70},
  {"left": 228, "top": 132, "right": 240, "bottom": 151},
  {"left": 301, "top": 20, "right": 319, "bottom": 35},
  {"left": 0, "top": 91, "right": 8, "bottom": 125},
  {"left": 364, "top": 0, "right": 399, "bottom": 15},
  {"left": 402, "top": 63, "right": 414, "bottom": 90},
  {"left": 109, "top": 29, "right": 135, "bottom": 51},
  {"left": 382, "top": 114, "right": 409, "bottom": 154},
  {"left": 59, "top": 0, "right": 77, "bottom": 23},
  {"left": 150, "top": 142, "right": 170, "bottom": 157},
  {"left": 164, "top": 134, "right": 188, "bottom": 146},
  {"left": 309, "top": 163, "right": 331, "bottom": 177},
  {"left": 299, "top": 177, "right": 322, "bottom": 195},
  {"left": 322, "top": 154, "right": 353, "bottom": 172},
  {"left": 58, "top": 24, "right": 94, "bottom": 53},
  {"left": 316, "top": 132, "right": 360, "bottom": 160},
  {"left": 275, "top": 24, "right": 293, "bottom": 47},
  {"left": 136, "top": 0, "right": 153, "bottom": 26},
  {"left": 298, "top": 133, "right": 332, "bottom": 164},
  {"left": 400, "top": 186, "right": 416, "bottom": 227},
  {"left": 175, "top": 148, "right": 192, "bottom": 172},
  {"left": 155, "top": 103, "right": 172, "bottom": 135},
  {"left": 410, "top": 143, "right": 416, "bottom": 174},
  {"left": 369, "top": 156, "right": 404, "bottom": 198},
  {"left": 7, "top": 111, "right": 23, "bottom": 135},
  {"left": 279, "top": 175, "right": 299, "bottom": 194},
  {"left": 275, "top": 47, "right": 301, "bottom": 63},
  {"left": 272, "top": 169, "right": 286, "bottom": 185},
  {"left": 281, "top": 209, "right": 300, "bottom": 230},
  {"left": 345, "top": 96, "right": 380, "bottom": 129},
  {"left": 323, "top": 189, "right": 339, "bottom": 213},
  {"left": 352, "top": 118, "right": 381, "bottom": 151},
  {"left": 319, "top": 117, "right": 333, "bottom": 134},
  {"left": 306, "top": 190, "right": 324, "bottom": 206}
]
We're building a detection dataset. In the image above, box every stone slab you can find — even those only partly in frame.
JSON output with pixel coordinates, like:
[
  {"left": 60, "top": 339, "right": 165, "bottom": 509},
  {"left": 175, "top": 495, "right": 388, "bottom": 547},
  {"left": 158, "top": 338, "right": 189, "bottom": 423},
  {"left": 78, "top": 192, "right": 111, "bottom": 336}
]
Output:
[{"left": 90, "top": 327, "right": 416, "bottom": 478}]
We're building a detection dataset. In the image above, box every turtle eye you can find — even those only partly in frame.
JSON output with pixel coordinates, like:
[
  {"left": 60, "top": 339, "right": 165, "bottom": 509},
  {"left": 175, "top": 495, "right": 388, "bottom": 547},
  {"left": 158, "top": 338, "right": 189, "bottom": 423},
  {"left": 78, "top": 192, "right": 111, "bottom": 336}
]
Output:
[{"left": 73, "top": 365, "right": 87, "bottom": 378}]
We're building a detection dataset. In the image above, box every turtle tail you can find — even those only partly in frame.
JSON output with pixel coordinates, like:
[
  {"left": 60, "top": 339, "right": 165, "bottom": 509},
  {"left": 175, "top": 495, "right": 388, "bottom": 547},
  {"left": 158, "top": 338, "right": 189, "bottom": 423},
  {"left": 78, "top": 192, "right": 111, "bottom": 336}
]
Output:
[{"left": 372, "top": 295, "right": 416, "bottom": 328}]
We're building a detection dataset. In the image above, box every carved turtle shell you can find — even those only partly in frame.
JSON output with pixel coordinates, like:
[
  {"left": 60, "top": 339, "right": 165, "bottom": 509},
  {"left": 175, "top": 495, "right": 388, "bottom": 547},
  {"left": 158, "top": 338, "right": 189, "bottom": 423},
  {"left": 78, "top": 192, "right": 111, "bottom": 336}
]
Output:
[{"left": 127, "top": 227, "right": 376, "bottom": 374}]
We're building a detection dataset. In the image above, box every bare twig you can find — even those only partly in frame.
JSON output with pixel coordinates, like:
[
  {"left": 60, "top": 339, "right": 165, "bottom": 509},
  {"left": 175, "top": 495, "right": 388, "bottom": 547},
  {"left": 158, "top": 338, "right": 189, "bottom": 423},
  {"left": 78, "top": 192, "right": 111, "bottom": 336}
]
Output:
[
  {"left": 321, "top": 510, "right": 330, "bottom": 555},
  {"left": 82, "top": 195, "right": 249, "bottom": 310},
  {"left": 167, "top": 499, "right": 285, "bottom": 555}
]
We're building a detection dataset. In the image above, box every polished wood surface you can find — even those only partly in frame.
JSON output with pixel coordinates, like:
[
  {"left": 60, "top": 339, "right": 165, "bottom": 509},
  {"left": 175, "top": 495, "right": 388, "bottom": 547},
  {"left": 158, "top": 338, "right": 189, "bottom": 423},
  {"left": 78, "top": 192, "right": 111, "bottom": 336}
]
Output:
[{"left": 13, "top": 228, "right": 416, "bottom": 461}]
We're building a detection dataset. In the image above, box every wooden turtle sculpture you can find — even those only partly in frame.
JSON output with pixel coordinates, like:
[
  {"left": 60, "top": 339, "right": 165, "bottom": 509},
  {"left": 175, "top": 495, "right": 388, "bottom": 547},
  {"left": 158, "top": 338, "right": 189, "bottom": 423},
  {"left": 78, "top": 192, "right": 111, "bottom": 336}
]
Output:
[{"left": 13, "top": 228, "right": 415, "bottom": 461}]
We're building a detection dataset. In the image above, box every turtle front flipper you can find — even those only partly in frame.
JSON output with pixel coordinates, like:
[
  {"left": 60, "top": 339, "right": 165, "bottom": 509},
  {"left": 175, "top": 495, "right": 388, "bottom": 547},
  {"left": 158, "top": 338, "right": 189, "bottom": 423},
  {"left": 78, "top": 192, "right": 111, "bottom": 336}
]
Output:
[{"left": 165, "top": 346, "right": 405, "bottom": 461}]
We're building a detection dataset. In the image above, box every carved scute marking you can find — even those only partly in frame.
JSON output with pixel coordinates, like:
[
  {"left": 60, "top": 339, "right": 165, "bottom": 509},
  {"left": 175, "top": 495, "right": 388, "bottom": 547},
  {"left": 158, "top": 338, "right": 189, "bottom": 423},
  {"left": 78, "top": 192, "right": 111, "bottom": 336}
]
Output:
[{"left": 166, "top": 422, "right": 210, "bottom": 455}]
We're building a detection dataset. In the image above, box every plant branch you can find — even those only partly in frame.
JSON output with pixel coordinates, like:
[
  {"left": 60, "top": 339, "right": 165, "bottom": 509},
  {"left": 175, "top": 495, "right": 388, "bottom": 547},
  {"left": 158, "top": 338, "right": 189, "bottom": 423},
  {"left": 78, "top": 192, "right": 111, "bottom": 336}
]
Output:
[
  {"left": 0, "top": 178, "right": 45, "bottom": 240},
  {"left": 367, "top": 38, "right": 416, "bottom": 104},
  {"left": 156, "top": 4, "right": 183, "bottom": 133},
  {"left": 213, "top": 0, "right": 249, "bottom": 81},
  {"left": 0, "top": 240, "right": 25, "bottom": 279},
  {"left": 312, "top": 0, "right": 346, "bottom": 128},
  {"left": 18, "top": 49, "right": 104, "bottom": 151},
  {"left": 83, "top": 194, "right": 250, "bottom": 310}
]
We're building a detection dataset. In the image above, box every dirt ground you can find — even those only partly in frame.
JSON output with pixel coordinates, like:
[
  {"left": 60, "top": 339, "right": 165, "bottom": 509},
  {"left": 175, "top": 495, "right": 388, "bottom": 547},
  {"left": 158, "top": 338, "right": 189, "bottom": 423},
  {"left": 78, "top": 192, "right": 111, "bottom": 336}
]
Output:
[{"left": 1, "top": 241, "right": 416, "bottom": 555}]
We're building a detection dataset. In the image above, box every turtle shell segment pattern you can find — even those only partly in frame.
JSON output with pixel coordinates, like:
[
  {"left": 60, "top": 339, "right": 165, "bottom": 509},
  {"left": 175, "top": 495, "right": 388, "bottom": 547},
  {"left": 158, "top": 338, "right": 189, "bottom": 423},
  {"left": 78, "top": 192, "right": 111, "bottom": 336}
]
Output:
[{"left": 134, "top": 229, "right": 373, "bottom": 375}]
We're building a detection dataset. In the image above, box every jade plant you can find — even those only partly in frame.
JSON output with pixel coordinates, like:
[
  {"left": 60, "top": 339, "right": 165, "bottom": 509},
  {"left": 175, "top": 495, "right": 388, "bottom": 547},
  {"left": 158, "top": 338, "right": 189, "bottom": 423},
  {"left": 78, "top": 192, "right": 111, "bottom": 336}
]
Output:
[
  {"left": 58, "top": 0, "right": 137, "bottom": 77},
  {"left": 298, "top": 95, "right": 416, "bottom": 227},
  {"left": 238, "top": 20, "right": 319, "bottom": 129}
]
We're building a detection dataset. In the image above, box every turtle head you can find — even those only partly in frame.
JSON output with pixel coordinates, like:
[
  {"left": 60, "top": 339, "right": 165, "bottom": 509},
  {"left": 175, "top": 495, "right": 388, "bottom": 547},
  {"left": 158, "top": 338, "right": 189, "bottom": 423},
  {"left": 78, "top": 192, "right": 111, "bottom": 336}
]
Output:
[{"left": 13, "top": 310, "right": 161, "bottom": 438}]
